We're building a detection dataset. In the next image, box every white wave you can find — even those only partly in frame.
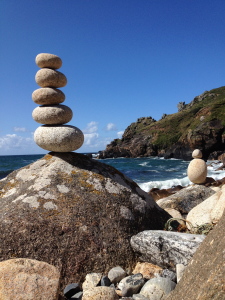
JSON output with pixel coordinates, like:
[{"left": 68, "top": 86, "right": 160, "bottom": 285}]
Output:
[
  {"left": 139, "top": 176, "right": 191, "bottom": 192},
  {"left": 139, "top": 162, "right": 148, "bottom": 166}
]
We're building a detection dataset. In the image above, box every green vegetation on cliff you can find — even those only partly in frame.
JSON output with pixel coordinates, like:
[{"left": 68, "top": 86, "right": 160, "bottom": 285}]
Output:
[{"left": 100, "top": 86, "right": 225, "bottom": 160}]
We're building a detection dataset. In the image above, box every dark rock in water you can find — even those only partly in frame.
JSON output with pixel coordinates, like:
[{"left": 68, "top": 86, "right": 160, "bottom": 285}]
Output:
[
  {"left": 166, "top": 209, "right": 225, "bottom": 300},
  {"left": 64, "top": 283, "right": 81, "bottom": 299},
  {"left": 0, "top": 152, "right": 170, "bottom": 294}
]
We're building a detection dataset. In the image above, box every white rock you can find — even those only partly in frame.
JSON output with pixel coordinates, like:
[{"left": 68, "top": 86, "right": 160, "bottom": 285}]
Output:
[
  {"left": 35, "top": 68, "right": 67, "bottom": 88},
  {"left": 36, "top": 53, "right": 62, "bottom": 69},
  {"left": 34, "top": 125, "right": 84, "bottom": 152},
  {"left": 130, "top": 230, "right": 205, "bottom": 270},
  {"left": 32, "top": 104, "right": 73, "bottom": 125},
  {"left": 82, "top": 287, "right": 119, "bottom": 300},
  {"left": 187, "top": 158, "right": 207, "bottom": 184},
  {"left": 32, "top": 88, "right": 65, "bottom": 105},
  {"left": 176, "top": 264, "right": 186, "bottom": 283},
  {"left": 192, "top": 149, "right": 202, "bottom": 159},
  {"left": 186, "top": 189, "right": 225, "bottom": 228}
]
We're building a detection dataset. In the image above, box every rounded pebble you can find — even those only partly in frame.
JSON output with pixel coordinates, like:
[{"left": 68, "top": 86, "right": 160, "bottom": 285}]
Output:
[
  {"left": 35, "top": 69, "right": 67, "bottom": 88},
  {"left": 32, "top": 88, "right": 65, "bottom": 105},
  {"left": 34, "top": 125, "right": 84, "bottom": 152},
  {"left": 192, "top": 149, "right": 202, "bottom": 159},
  {"left": 35, "top": 53, "right": 62, "bottom": 69},
  {"left": 187, "top": 158, "right": 207, "bottom": 184},
  {"left": 32, "top": 104, "right": 73, "bottom": 125}
]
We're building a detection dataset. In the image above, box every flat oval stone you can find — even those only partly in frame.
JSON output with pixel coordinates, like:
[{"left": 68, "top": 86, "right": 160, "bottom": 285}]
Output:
[
  {"left": 32, "top": 105, "right": 73, "bottom": 125},
  {"left": 192, "top": 149, "right": 202, "bottom": 159},
  {"left": 187, "top": 158, "right": 207, "bottom": 184},
  {"left": 35, "top": 69, "right": 67, "bottom": 88},
  {"left": 35, "top": 53, "right": 62, "bottom": 69},
  {"left": 32, "top": 88, "right": 65, "bottom": 105},
  {"left": 34, "top": 125, "right": 84, "bottom": 152}
]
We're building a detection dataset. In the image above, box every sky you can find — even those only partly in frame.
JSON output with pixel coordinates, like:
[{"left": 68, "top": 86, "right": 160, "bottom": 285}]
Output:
[{"left": 1, "top": 0, "right": 225, "bottom": 155}]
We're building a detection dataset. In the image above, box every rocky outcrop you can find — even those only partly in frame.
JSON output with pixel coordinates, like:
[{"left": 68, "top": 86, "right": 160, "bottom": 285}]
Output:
[
  {"left": 99, "top": 87, "right": 225, "bottom": 160},
  {"left": 0, "top": 152, "right": 170, "bottom": 293},
  {"left": 166, "top": 209, "right": 225, "bottom": 300}
]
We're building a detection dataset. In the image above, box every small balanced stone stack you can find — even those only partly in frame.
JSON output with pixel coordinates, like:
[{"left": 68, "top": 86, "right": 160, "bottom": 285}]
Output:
[
  {"left": 187, "top": 149, "right": 207, "bottom": 184},
  {"left": 32, "top": 53, "right": 84, "bottom": 152}
]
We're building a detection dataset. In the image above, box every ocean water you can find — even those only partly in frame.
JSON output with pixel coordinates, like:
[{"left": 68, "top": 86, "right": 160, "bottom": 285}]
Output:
[{"left": 1, "top": 154, "right": 225, "bottom": 192}]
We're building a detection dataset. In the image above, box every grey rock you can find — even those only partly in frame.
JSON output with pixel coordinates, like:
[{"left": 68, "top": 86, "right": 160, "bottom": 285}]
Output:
[
  {"left": 36, "top": 53, "right": 62, "bottom": 69},
  {"left": 101, "top": 275, "right": 112, "bottom": 287},
  {"left": 156, "top": 185, "right": 215, "bottom": 215},
  {"left": 118, "top": 273, "right": 145, "bottom": 297},
  {"left": 32, "top": 88, "right": 65, "bottom": 105},
  {"left": 64, "top": 283, "right": 81, "bottom": 299},
  {"left": 140, "top": 277, "right": 176, "bottom": 299},
  {"left": 34, "top": 125, "right": 84, "bottom": 152},
  {"left": 130, "top": 230, "right": 205, "bottom": 270},
  {"left": 108, "top": 266, "right": 127, "bottom": 284},
  {"left": 32, "top": 104, "right": 73, "bottom": 125},
  {"left": 161, "top": 269, "right": 176, "bottom": 283},
  {"left": 35, "top": 68, "right": 67, "bottom": 88},
  {"left": 70, "top": 291, "right": 83, "bottom": 299}
]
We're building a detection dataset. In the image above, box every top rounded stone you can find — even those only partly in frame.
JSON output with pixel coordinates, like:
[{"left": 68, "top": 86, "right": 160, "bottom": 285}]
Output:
[
  {"left": 36, "top": 53, "right": 62, "bottom": 69},
  {"left": 192, "top": 149, "right": 202, "bottom": 159}
]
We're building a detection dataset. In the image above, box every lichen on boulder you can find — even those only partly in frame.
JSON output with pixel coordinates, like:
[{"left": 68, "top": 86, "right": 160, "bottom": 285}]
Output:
[{"left": 0, "top": 152, "right": 170, "bottom": 293}]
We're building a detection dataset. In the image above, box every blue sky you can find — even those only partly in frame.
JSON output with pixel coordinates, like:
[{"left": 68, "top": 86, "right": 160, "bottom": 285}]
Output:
[{"left": 1, "top": 0, "right": 225, "bottom": 155}]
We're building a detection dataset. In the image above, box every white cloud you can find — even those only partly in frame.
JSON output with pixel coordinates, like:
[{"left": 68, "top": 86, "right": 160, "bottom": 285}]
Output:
[
  {"left": 84, "top": 132, "right": 99, "bottom": 146},
  {"left": 83, "top": 121, "right": 98, "bottom": 134},
  {"left": 13, "top": 127, "right": 27, "bottom": 132},
  {"left": 106, "top": 123, "right": 117, "bottom": 131},
  {"left": 0, "top": 133, "right": 35, "bottom": 154},
  {"left": 117, "top": 131, "right": 124, "bottom": 138}
]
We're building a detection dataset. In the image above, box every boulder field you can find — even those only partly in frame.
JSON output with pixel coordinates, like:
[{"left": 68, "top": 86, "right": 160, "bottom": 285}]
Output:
[{"left": 0, "top": 152, "right": 171, "bottom": 291}]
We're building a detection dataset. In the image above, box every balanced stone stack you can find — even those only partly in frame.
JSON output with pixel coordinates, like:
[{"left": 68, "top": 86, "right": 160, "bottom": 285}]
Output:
[
  {"left": 32, "top": 53, "right": 84, "bottom": 152},
  {"left": 187, "top": 149, "right": 207, "bottom": 184}
]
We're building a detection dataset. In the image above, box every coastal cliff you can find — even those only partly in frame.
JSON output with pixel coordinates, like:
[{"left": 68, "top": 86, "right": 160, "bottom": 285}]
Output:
[{"left": 99, "top": 86, "right": 225, "bottom": 160}]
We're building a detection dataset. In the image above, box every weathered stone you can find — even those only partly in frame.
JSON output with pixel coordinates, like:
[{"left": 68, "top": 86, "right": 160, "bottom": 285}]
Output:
[
  {"left": 133, "top": 294, "right": 149, "bottom": 300},
  {"left": 108, "top": 266, "right": 127, "bottom": 284},
  {"left": 36, "top": 53, "right": 62, "bottom": 69},
  {"left": 0, "top": 258, "right": 60, "bottom": 300},
  {"left": 192, "top": 149, "right": 202, "bottom": 158},
  {"left": 164, "top": 208, "right": 185, "bottom": 224},
  {"left": 156, "top": 185, "right": 215, "bottom": 215},
  {"left": 166, "top": 209, "right": 225, "bottom": 300},
  {"left": 82, "top": 273, "right": 102, "bottom": 290},
  {"left": 32, "top": 104, "right": 73, "bottom": 125},
  {"left": 130, "top": 230, "right": 205, "bottom": 270},
  {"left": 117, "top": 273, "right": 145, "bottom": 297},
  {"left": 64, "top": 283, "right": 81, "bottom": 298},
  {"left": 161, "top": 269, "right": 177, "bottom": 283},
  {"left": 32, "top": 88, "right": 65, "bottom": 105},
  {"left": 82, "top": 287, "right": 119, "bottom": 300},
  {"left": 0, "top": 152, "right": 170, "bottom": 296},
  {"left": 140, "top": 277, "right": 176, "bottom": 299},
  {"left": 187, "top": 158, "right": 207, "bottom": 184},
  {"left": 132, "top": 262, "right": 163, "bottom": 280},
  {"left": 176, "top": 264, "right": 186, "bottom": 283},
  {"left": 186, "top": 186, "right": 225, "bottom": 228},
  {"left": 35, "top": 68, "right": 67, "bottom": 88},
  {"left": 34, "top": 125, "right": 84, "bottom": 152}
]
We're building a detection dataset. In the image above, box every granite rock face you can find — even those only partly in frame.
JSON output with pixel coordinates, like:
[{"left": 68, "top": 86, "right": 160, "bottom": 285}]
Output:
[
  {"left": 166, "top": 209, "right": 225, "bottom": 300},
  {"left": 0, "top": 258, "right": 60, "bottom": 300},
  {"left": 0, "top": 152, "right": 170, "bottom": 292},
  {"left": 130, "top": 230, "right": 205, "bottom": 270},
  {"left": 32, "top": 88, "right": 66, "bottom": 105},
  {"left": 34, "top": 125, "right": 84, "bottom": 152},
  {"left": 32, "top": 104, "right": 73, "bottom": 125}
]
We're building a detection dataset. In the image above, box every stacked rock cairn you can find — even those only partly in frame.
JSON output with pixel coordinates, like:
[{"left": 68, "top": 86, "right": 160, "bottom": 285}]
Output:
[
  {"left": 187, "top": 149, "right": 207, "bottom": 184},
  {"left": 32, "top": 53, "right": 84, "bottom": 152}
]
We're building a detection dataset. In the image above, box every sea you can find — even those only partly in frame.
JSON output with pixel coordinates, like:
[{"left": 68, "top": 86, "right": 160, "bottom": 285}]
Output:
[{"left": 1, "top": 154, "right": 225, "bottom": 192}]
